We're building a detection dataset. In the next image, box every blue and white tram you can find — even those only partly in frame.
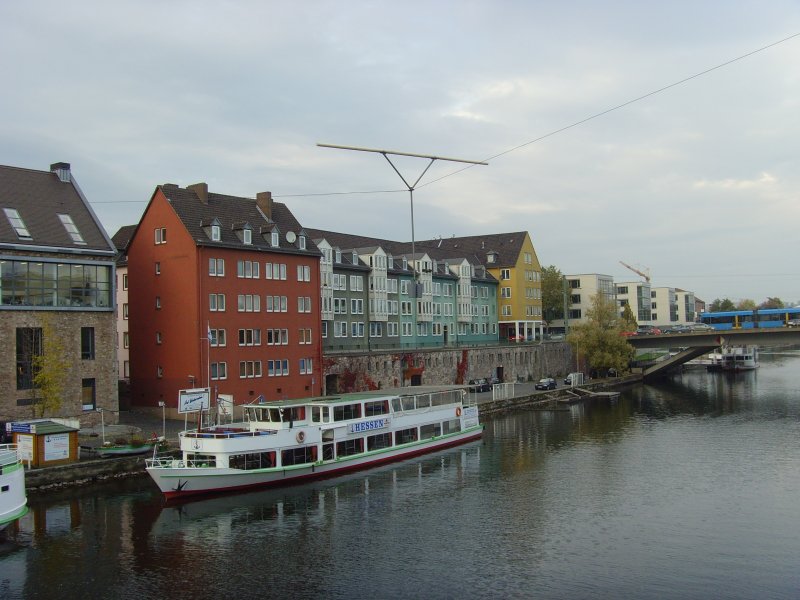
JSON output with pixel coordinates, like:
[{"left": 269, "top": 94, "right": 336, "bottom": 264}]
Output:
[{"left": 700, "top": 307, "right": 800, "bottom": 330}]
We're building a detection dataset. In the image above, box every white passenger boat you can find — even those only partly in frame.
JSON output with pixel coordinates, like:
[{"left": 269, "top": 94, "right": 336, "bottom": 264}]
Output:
[
  {"left": 0, "top": 444, "right": 28, "bottom": 532},
  {"left": 146, "top": 388, "right": 483, "bottom": 500},
  {"left": 720, "top": 345, "right": 759, "bottom": 371}
]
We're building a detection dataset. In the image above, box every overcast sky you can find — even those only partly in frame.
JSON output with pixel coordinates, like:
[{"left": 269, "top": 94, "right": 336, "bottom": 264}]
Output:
[{"left": 2, "top": 1, "right": 799, "bottom": 305}]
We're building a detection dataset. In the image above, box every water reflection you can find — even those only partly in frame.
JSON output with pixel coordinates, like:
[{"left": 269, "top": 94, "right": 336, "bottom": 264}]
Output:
[{"left": 3, "top": 352, "right": 800, "bottom": 599}]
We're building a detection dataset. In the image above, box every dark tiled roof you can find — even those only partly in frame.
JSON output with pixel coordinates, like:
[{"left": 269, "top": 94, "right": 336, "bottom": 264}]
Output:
[
  {"left": 307, "top": 227, "right": 508, "bottom": 279},
  {"left": 0, "top": 164, "right": 115, "bottom": 253},
  {"left": 112, "top": 225, "right": 137, "bottom": 251},
  {"left": 158, "top": 185, "right": 320, "bottom": 256},
  {"left": 415, "top": 232, "right": 530, "bottom": 268}
]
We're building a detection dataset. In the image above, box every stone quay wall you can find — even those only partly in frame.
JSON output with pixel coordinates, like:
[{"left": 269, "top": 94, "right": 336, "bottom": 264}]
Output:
[{"left": 324, "top": 342, "right": 573, "bottom": 392}]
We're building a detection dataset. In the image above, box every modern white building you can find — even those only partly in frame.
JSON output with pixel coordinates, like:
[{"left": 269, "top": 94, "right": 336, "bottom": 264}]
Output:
[
  {"left": 616, "top": 281, "right": 652, "bottom": 324},
  {"left": 551, "top": 273, "right": 615, "bottom": 331}
]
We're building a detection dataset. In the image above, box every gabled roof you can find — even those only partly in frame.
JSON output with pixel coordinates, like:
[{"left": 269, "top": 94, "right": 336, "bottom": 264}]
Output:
[
  {"left": 155, "top": 184, "right": 320, "bottom": 256},
  {"left": 307, "top": 227, "right": 507, "bottom": 279},
  {"left": 415, "top": 232, "right": 530, "bottom": 268},
  {"left": 0, "top": 163, "right": 115, "bottom": 254},
  {"left": 112, "top": 224, "right": 137, "bottom": 251},
  {"left": 112, "top": 224, "right": 137, "bottom": 266}
]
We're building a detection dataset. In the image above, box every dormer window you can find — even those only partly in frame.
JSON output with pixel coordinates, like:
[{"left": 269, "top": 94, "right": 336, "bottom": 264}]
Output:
[
  {"left": 58, "top": 214, "right": 86, "bottom": 244},
  {"left": 402, "top": 257, "right": 408, "bottom": 270},
  {"left": 352, "top": 251, "right": 358, "bottom": 264},
  {"left": 3, "top": 208, "right": 31, "bottom": 239},
  {"left": 335, "top": 249, "right": 341, "bottom": 263},
  {"left": 388, "top": 255, "right": 394, "bottom": 269},
  {"left": 299, "top": 235, "right": 306, "bottom": 250},
  {"left": 211, "top": 224, "right": 221, "bottom": 241},
  {"left": 271, "top": 231, "right": 279, "bottom": 247},
  {"left": 243, "top": 228, "right": 252, "bottom": 245}
]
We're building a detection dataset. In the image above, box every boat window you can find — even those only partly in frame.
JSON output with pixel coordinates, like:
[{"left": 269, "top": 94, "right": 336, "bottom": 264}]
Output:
[
  {"left": 333, "top": 403, "right": 361, "bottom": 421},
  {"left": 229, "top": 451, "right": 275, "bottom": 470},
  {"left": 281, "top": 446, "right": 316, "bottom": 466},
  {"left": 420, "top": 423, "right": 441, "bottom": 440},
  {"left": 401, "top": 397, "right": 416, "bottom": 411},
  {"left": 367, "top": 432, "right": 392, "bottom": 451},
  {"left": 187, "top": 453, "right": 217, "bottom": 468},
  {"left": 415, "top": 395, "right": 431, "bottom": 409},
  {"left": 268, "top": 408, "right": 282, "bottom": 422},
  {"left": 391, "top": 398, "right": 402, "bottom": 412},
  {"left": 336, "top": 438, "right": 364, "bottom": 457},
  {"left": 395, "top": 427, "right": 418, "bottom": 445},
  {"left": 364, "top": 400, "right": 389, "bottom": 416},
  {"left": 311, "top": 406, "right": 321, "bottom": 423},
  {"left": 442, "top": 419, "right": 461, "bottom": 435}
]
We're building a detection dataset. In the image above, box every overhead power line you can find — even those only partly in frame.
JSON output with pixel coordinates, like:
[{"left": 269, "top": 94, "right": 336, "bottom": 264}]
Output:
[{"left": 89, "top": 32, "right": 800, "bottom": 205}]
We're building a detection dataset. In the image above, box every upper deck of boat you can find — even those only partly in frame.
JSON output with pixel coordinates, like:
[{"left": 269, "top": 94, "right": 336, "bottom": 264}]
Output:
[{"left": 246, "top": 386, "right": 468, "bottom": 409}]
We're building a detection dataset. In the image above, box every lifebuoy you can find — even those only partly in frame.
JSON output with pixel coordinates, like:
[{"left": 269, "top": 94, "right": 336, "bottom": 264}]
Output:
[
  {"left": 296, "top": 431, "right": 306, "bottom": 444},
  {"left": 456, "top": 407, "right": 462, "bottom": 417}
]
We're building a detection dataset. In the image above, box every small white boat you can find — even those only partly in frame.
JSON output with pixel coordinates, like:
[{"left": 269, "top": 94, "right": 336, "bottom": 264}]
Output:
[
  {"left": 146, "top": 388, "right": 483, "bottom": 500},
  {"left": 94, "top": 440, "right": 160, "bottom": 458},
  {"left": 0, "top": 444, "right": 28, "bottom": 532},
  {"left": 720, "top": 345, "right": 759, "bottom": 371}
]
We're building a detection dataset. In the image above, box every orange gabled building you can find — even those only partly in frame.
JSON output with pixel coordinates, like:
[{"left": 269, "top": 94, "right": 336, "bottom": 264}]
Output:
[{"left": 126, "top": 183, "right": 322, "bottom": 416}]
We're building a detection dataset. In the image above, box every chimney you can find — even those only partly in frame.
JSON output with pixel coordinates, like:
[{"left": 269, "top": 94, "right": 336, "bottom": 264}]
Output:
[
  {"left": 256, "top": 191, "right": 273, "bottom": 219},
  {"left": 187, "top": 182, "right": 208, "bottom": 204},
  {"left": 50, "top": 162, "right": 71, "bottom": 183}
]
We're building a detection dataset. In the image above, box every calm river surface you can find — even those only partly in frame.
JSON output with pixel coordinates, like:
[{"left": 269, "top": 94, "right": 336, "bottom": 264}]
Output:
[{"left": 3, "top": 351, "right": 800, "bottom": 599}]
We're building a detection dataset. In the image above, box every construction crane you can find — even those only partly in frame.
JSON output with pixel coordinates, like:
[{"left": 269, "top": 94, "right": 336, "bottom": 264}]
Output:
[{"left": 619, "top": 261, "right": 651, "bottom": 283}]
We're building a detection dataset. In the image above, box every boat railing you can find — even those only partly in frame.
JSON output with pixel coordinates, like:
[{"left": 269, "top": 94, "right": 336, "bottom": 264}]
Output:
[
  {"left": 394, "top": 389, "right": 468, "bottom": 414},
  {"left": 146, "top": 456, "right": 185, "bottom": 468},
  {"left": 0, "top": 444, "right": 20, "bottom": 466},
  {"left": 180, "top": 429, "right": 276, "bottom": 440}
]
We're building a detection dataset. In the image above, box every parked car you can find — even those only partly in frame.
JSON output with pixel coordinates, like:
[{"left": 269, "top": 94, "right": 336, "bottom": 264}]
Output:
[
  {"left": 620, "top": 330, "right": 637, "bottom": 337},
  {"left": 686, "top": 322, "right": 715, "bottom": 332},
  {"left": 535, "top": 377, "right": 556, "bottom": 390},
  {"left": 787, "top": 319, "right": 800, "bottom": 327},
  {"left": 468, "top": 378, "right": 491, "bottom": 393},
  {"left": 663, "top": 324, "right": 690, "bottom": 334},
  {"left": 636, "top": 325, "right": 662, "bottom": 335}
]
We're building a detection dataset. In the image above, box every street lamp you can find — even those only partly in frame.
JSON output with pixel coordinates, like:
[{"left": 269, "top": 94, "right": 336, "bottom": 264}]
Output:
[
  {"left": 317, "top": 143, "right": 487, "bottom": 354},
  {"left": 158, "top": 401, "right": 166, "bottom": 440}
]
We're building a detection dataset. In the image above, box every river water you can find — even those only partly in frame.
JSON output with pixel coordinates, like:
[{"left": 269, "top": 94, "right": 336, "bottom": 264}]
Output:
[{"left": 3, "top": 351, "right": 800, "bottom": 600}]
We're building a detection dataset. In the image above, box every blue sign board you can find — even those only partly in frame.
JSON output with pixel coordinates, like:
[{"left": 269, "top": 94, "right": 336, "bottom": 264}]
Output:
[{"left": 348, "top": 418, "right": 389, "bottom": 434}]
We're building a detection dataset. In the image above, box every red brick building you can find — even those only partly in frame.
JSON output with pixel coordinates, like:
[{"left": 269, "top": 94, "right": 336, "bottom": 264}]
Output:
[{"left": 126, "top": 183, "right": 322, "bottom": 415}]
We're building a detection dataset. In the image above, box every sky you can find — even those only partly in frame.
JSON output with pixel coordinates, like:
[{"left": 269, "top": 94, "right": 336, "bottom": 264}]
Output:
[{"left": 2, "top": 1, "right": 799, "bottom": 305}]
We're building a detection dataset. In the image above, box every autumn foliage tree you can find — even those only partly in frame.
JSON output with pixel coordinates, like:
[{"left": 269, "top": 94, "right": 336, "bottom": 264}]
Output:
[
  {"left": 31, "top": 314, "right": 69, "bottom": 417},
  {"left": 567, "top": 293, "right": 634, "bottom": 376}
]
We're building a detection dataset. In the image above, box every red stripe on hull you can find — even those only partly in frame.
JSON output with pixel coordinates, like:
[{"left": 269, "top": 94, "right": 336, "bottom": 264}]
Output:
[{"left": 162, "top": 430, "right": 483, "bottom": 501}]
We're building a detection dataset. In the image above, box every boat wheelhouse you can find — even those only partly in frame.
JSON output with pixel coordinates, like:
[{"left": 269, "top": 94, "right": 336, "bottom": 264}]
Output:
[
  {"left": 0, "top": 444, "right": 28, "bottom": 532},
  {"left": 146, "top": 388, "right": 482, "bottom": 500}
]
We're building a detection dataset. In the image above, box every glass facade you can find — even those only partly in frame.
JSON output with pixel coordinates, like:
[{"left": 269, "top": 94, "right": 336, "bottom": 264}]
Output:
[{"left": 0, "top": 258, "right": 113, "bottom": 309}]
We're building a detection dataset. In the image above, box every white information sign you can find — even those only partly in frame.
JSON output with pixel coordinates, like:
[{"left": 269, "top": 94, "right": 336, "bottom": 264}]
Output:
[
  {"left": 17, "top": 434, "right": 34, "bottom": 462},
  {"left": 44, "top": 433, "right": 70, "bottom": 461},
  {"left": 179, "top": 388, "right": 211, "bottom": 414}
]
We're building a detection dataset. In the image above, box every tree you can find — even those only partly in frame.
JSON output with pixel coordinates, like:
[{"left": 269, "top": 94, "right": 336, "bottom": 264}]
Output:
[
  {"left": 736, "top": 299, "right": 756, "bottom": 310},
  {"left": 709, "top": 298, "right": 736, "bottom": 312},
  {"left": 758, "top": 297, "right": 785, "bottom": 309},
  {"left": 620, "top": 303, "right": 638, "bottom": 332},
  {"left": 541, "top": 265, "right": 564, "bottom": 323},
  {"left": 567, "top": 293, "right": 634, "bottom": 376},
  {"left": 31, "top": 314, "right": 69, "bottom": 417}
]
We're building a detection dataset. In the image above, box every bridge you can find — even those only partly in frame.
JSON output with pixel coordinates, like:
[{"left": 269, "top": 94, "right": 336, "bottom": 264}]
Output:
[{"left": 628, "top": 328, "right": 800, "bottom": 380}]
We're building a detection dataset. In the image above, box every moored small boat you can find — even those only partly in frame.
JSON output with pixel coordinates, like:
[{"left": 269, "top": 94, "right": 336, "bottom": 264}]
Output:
[
  {"left": 0, "top": 444, "right": 28, "bottom": 532},
  {"left": 146, "top": 388, "right": 483, "bottom": 500}
]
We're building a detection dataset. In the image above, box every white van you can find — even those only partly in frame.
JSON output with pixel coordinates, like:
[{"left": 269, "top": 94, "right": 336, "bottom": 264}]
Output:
[{"left": 564, "top": 372, "right": 584, "bottom": 386}]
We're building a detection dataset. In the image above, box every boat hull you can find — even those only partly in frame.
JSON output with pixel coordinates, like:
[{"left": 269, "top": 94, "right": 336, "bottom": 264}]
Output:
[
  {"left": 0, "top": 456, "right": 27, "bottom": 531},
  {"left": 148, "top": 426, "right": 483, "bottom": 500}
]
